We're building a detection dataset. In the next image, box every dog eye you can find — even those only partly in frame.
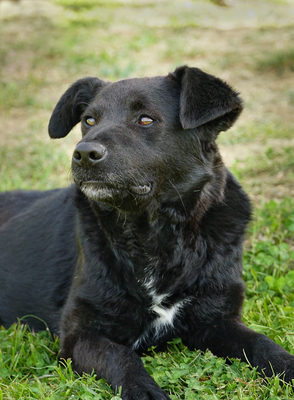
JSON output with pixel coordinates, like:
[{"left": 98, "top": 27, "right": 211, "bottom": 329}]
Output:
[
  {"left": 139, "top": 116, "right": 154, "bottom": 126},
  {"left": 84, "top": 117, "right": 96, "bottom": 127}
]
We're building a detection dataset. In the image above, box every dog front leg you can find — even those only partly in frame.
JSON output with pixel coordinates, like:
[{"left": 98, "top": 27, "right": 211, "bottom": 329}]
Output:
[
  {"left": 186, "top": 318, "right": 294, "bottom": 382},
  {"left": 61, "top": 334, "right": 171, "bottom": 400}
]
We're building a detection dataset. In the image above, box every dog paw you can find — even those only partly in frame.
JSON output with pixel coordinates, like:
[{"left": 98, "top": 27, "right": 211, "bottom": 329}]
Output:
[
  {"left": 120, "top": 378, "right": 171, "bottom": 400},
  {"left": 121, "top": 388, "right": 171, "bottom": 400},
  {"left": 282, "top": 358, "right": 294, "bottom": 384}
]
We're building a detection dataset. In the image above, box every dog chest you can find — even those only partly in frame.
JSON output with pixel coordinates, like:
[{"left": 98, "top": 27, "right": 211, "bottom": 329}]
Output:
[
  {"left": 130, "top": 282, "right": 190, "bottom": 351},
  {"left": 151, "top": 300, "right": 187, "bottom": 329}
]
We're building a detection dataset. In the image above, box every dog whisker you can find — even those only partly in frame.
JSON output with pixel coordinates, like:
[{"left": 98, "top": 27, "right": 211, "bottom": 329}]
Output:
[{"left": 168, "top": 180, "right": 187, "bottom": 214}]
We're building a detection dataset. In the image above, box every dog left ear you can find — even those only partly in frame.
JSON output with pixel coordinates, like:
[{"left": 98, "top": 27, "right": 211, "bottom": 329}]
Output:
[
  {"left": 48, "top": 77, "right": 107, "bottom": 139},
  {"left": 171, "top": 66, "right": 243, "bottom": 135}
]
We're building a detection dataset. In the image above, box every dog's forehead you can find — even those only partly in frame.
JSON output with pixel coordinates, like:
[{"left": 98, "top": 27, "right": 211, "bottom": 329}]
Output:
[
  {"left": 103, "top": 76, "right": 164, "bottom": 96},
  {"left": 94, "top": 75, "right": 178, "bottom": 110}
]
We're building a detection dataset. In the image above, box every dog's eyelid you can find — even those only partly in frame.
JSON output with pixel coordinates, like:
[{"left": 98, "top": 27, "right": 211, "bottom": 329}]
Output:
[{"left": 138, "top": 115, "right": 155, "bottom": 126}]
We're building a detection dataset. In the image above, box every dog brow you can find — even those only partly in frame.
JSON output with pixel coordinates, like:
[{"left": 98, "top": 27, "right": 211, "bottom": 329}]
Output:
[{"left": 129, "top": 99, "right": 145, "bottom": 112}]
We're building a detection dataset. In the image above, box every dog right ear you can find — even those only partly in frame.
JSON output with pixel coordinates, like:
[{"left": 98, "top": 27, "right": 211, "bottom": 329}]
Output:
[
  {"left": 170, "top": 66, "right": 243, "bottom": 138},
  {"left": 48, "top": 77, "right": 106, "bottom": 139}
]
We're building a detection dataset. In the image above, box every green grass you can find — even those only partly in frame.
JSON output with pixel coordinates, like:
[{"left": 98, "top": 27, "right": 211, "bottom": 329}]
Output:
[
  {"left": 2, "top": 326, "right": 294, "bottom": 400},
  {"left": 0, "top": 137, "right": 71, "bottom": 191},
  {"left": 1, "top": 0, "right": 294, "bottom": 398},
  {"left": 218, "top": 121, "right": 294, "bottom": 146},
  {"left": 232, "top": 146, "right": 294, "bottom": 183},
  {"left": 256, "top": 48, "right": 294, "bottom": 74}
]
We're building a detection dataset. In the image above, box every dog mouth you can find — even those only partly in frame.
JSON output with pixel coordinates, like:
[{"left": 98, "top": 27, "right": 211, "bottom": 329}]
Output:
[
  {"left": 80, "top": 181, "right": 152, "bottom": 201},
  {"left": 129, "top": 184, "right": 152, "bottom": 195}
]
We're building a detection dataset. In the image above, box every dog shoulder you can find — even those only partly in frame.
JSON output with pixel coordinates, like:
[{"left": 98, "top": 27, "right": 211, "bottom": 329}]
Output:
[{"left": 200, "top": 169, "right": 251, "bottom": 245}]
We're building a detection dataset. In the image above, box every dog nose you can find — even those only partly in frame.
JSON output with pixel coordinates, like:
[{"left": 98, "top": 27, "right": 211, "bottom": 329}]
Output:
[{"left": 73, "top": 142, "right": 107, "bottom": 170}]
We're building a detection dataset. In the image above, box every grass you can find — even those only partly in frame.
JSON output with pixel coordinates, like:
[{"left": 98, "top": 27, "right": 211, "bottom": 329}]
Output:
[
  {"left": 1, "top": 325, "right": 294, "bottom": 400},
  {"left": 256, "top": 48, "right": 294, "bottom": 74},
  {"left": 0, "top": 140, "right": 71, "bottom": 191},
  {"left": 1, "top": 0, "right": 294, "bottom": 399}
]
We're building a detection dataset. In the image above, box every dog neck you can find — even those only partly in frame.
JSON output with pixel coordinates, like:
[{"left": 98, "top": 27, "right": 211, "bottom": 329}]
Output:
[{"left": 72, "top": 162, "right": 227, "bottom": 290}]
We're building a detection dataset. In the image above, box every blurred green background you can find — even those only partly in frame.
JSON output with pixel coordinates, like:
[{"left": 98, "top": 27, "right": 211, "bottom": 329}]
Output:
[
  {"left": 1, "top": 0, "right": 294, "bottom": 199},
  {"left": 0, "top": 1, "right": 294, "bottom": 399}
]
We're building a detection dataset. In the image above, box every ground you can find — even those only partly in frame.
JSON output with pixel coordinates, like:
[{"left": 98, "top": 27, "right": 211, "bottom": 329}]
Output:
[{"left": 0, "top": 1, "right": 294, "bottom": 399}]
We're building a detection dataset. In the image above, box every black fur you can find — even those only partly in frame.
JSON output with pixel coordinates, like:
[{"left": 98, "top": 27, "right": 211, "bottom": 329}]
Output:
[{"left": 0, "top": 66, "right": 293, "bottom": 399}]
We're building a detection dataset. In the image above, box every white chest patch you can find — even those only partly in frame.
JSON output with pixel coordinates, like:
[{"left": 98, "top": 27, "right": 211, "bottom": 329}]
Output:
[
  {"left": 131, "top": 287, "right": 189, "bottom": 351},
  {"left": 147, "top": 283, "right": 187, "bottom": 330},
  {"left": 152, "top": 300, "right": 186, "bottom": 328}
]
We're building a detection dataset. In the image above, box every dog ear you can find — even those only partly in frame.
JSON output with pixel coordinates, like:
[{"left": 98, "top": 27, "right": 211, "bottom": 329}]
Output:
[
  {"left": 48, "top": 77, "right": 106, "bottom": 138},
  {"left": 171, "top": 66, "right": 243, "bottom": 135}
]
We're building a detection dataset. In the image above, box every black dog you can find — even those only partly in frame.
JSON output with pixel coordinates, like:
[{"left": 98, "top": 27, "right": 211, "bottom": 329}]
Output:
[{"left": 0, "top": 66, "right": 293, "bottom": 399}]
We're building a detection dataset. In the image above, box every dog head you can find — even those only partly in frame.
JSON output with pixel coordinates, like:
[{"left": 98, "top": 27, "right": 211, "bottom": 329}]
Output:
[{"left": 48, "top": 66, "right": 242, "bottom": 213}]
